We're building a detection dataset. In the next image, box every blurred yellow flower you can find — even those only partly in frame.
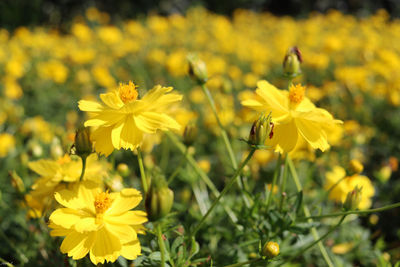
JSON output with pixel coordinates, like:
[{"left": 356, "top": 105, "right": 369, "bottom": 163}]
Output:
[
  {"left": 49, "top": 181, "right": 147, "bottom": 264},
  {"left": 242, "top": 81, "right": 342, "bottom": 152},
  {"left": 325, "top": 166, "right": 375, "bottom": 209},
  {"left": 0, "top": 133, "right": 15, "bottom": 157},
  {"left": 25, "top": 154, "right": 109, "bottom": 217},
  {"left": 79, "top": 81, "right": 182, "bottom": 155}
]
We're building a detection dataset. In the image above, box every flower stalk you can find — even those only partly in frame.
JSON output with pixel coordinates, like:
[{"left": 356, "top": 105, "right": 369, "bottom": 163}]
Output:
[
  {"left": 137, "top": 148, "right": 148, "bottom": 194},
  {"left": 190, "top": 148, "right": 256, "bottom": 237}
]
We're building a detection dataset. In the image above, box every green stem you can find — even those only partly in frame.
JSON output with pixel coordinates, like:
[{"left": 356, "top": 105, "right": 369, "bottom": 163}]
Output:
[
  {"left": 0, "top": 227, "right": 28, "bottom": 264},
  {"left": 137, "top": 148, "right": 148, "bottom": 194},
  {"left": 265, "top": 153, "right": 281, "bottom": 210},
  {"left": 166, "top": 131, "right": 238, "bottom": 224},
  {"left": 287, "top": 156, "right": 334, "bottom": 267},
  {"left": 191, "top": 148, "right": 256, "bottom": 238},
  {"left": 201, "top": 84, "right": 237, "bottom": 169},
  {"left": 286, "top": 215, "right": 346, "bottom": 262},
  {"left": 279, "top": 154, "right": 289, "bottom": 212},
  {"left": 301, "top": 202, "right": 400, "bottom": 220},
  {"left": 0, "top": 257, "right": 14, "bottom": 267},
  {"left": 156, "top": 224, "right": 166, "bottom": 267},
  {"left": 224, "top": 258, "right": 264, "bottom": 267},
  {"left": 167, "top": 148, "right": 187, "bottom": 184},
  {"left": 79, "top": 156, "right": 87, "bottom": 181}
]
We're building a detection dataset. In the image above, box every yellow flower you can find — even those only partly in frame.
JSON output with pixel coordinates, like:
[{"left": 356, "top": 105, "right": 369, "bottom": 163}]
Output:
[
  {"left": 25, "top": 154, "right": 109, "bottom": 217},
  {"left": 49, "top": 181, "right": 147, "bottom": 264},
  {"left": 242, "top": 81, "right": 342, "bottom": 152},
  {"left": 79, "top": 81, "right": 182, "bottom": 156},
  {"left": 0, "top": 133, "right": 15, "bottom": 157},
  {"left": 325, "top": 166, "right": 375, "bottom": 209}
]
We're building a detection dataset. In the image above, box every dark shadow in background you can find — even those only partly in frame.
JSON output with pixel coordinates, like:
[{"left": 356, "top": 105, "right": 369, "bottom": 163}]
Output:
[{"left": 0, "top": 0, "right": 399, "bottom": 30}]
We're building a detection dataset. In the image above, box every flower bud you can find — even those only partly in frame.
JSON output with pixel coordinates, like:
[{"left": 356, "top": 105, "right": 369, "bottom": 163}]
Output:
[
  {"left": 117, "top": 163, "right": 130, "bottom": 177},
  {"left": 349, "top": 159, "right": 363, "bottom": 174},
  {"left": 283, "top": 46, "right": 302, "bottom": 77},
  {"left": 343, "top": 186, "right": 362, "bottom": 211},
  {"left": 145, "top": 171, "right": 174, "bottom": 221},
  {"left": 248, "top": 113, "right": 273, "bottom": 146},
  {"left": 187, "top": 54, "right": 208, "bottom": 84},
  {"left": 74, "top": 127, "right": 93, "bottom": 159},
  {"left": 183, "top": 122, "right": 198, "bottom": 147},
  {"left": 261, "top": 241, "right": 280, "bottom": 258},
  {"left": 9, "top": 170, "right": 25, "bottom": 194}
]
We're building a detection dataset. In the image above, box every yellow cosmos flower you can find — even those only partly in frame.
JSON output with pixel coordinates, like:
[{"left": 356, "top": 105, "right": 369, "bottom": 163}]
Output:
[
  {"left": 325, "top": 166, "right": 375, "bottom": 209},
  {"left": 79, "top": 81, "right": 182, "bottom": 156},
  {"left": 49, "top": 181, "right": 147, "bottom": 264},
  {"left": 25, "top": 154, "right": 109, "bottom": 217},
  {"left": 242, "top": 81, "right": 342, "bottom": 152}
]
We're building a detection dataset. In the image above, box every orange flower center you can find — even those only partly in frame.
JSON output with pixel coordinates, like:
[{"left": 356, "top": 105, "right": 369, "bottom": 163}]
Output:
[
  {"left": 118, "top": 81, "right": 138, "bottom": 103},
  {"left": 94, "top": 191, "right": 112, "bottom": 214},
  {"left": 288, "top": 84, "right": 306, "bottom": 105},
  {"left": 94, "top": 191, "right": 112, "bottom": 224}
]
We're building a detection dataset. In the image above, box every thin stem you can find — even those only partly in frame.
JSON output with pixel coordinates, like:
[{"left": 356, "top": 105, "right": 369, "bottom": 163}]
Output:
[
  {"left": 265, "top": 153, "right": 281, "bottom": 210},
  {"left": 167, "top": 148, "right": 187, "bottom": 184},
  {"left": 0, "top": 227, "right": 28, "bottom": 264},
  {"left": 156, "top": 224, "right": 166, "bottom": 267},
  {"left": 137, "top": 148, "right": 148, "bottom": 194},
  {"left": 0, "top": 257, "right": 14, "bottom": 267},
  {"left": 79, "top": 156, "right": 87, "bottom": 181},
  {"left": 166, "top": 131, "right": 238, "bottom": 224},
  {"left": 224, "top": 257, "right": 264, "bottom": 267},
  {"left": 279, "top": 154, "right": 289, "bottom": 212},
  {"left": 286, "top": 215, "right": 346, "bottom": 262},
  {"left": 191, "top": 148, "right": 256, "bottom": 238},
  {"left": 300, "top": 202, "right": 400, "bottom": 220},
  {"left": 201, "top": 84, "right": 237, "bottom": 169},
  {"left": 287, "top": 156, "right": 334, "bottom": 267}
]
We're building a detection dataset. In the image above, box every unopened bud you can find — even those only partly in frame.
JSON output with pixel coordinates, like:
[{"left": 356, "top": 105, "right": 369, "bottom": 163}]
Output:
[
  {"left": 183, "top": 122, "right": 198, "bottom": 147},
  {"left": 248, "top": 113, "right": 273, "bottom": 146},
  {"left": 349, "top": 159, "right": 363, "bottom": 174},
  {"left": 261, "top": 241, "right": 280, "bottom": 258},
  {"left": 117, "top": 163, "right": 130, "bottom": 177},
  {"left": 343, "top": 186, "right": 362, "bottom": 211},
  {"left": 74, "top": 127, "right": 93, "bottom": 159},
  {"left": 145, "top": 170, "right": 174, "bottom": 221},
  {"left": 9, "top": 170, "right": 25, "bottom": 194},
  {"left": 283, "top": 46, "right": 302, "bottom": 77},
  {"left": 187, "top": 54, "right": 208, "bottom": 84}
]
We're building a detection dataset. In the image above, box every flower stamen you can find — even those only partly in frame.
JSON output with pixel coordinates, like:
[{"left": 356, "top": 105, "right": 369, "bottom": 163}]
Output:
[
  {"left": 288, "top": 84, "right": 306, "bottom": 105},
  {"left": 118, "top": 81, "right": 138, "bottom": 103}
]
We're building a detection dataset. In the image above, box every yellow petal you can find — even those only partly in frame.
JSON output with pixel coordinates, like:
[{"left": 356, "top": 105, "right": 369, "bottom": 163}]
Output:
[
  {"left": 28, "top": 160, "right": 59, "bottom": 177},
  {"left": 89, "top": 227, "right": 121, "bottom": 264},
  {"left": 105, "top": 210, "right": 147, "bottom": 225},
  {"left": 105, "top": 223, "right": 137, "bottom": 243},
  {"left": 49, "top": 222, "right": 70, "bottom": 237},
  {"left": 92, "top": 126, "right": 115, "bottom": 156},
  {"left": 111, "top": 120, "right": 125, "bottom": 149},
  {"left": 120, "top": 239, "right": 141, "bottom": 260},
  {"left": 100, "top": 92, "right": 124, "bottom": 109},
  {"left": 135, "top": 112, "right": 180, "bottom": 133},
  {"left": 140, "top": 85, "right": 172, "bottom": 104},
  {"left": 295, "top": 117, "right": 329, "bottom": 151},
  {"left": 120, "top": 116, "right": 142, "bottom": 151},
  {"left": 107, "top": 188, "right": 142, "bottom": 215},
  {"left": 255, "top": 80, "right": 289, "bottom": 121},
  {"left": 78, "top": 100, "right": 104, "bottom": 112},
  {"left": 74, "top": 217, "right": 98, "bottom": 233},
  {"left": 271, "top": 121, "right": 298, "bottom": 152},
  {"left": 49, "top": 208, "right": 85, "bottom": 229},
  {"left": 85, "top": 110, "right": 125, "bottom": 127},
  {"left": 61, "top": 230, "right": 95, "bottom": 260}
]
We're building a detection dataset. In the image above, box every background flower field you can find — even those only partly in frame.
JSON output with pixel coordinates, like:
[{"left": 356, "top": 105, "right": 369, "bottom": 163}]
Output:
[{"left": 1, "top": 5, "right": 400, "bottom": 266}]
